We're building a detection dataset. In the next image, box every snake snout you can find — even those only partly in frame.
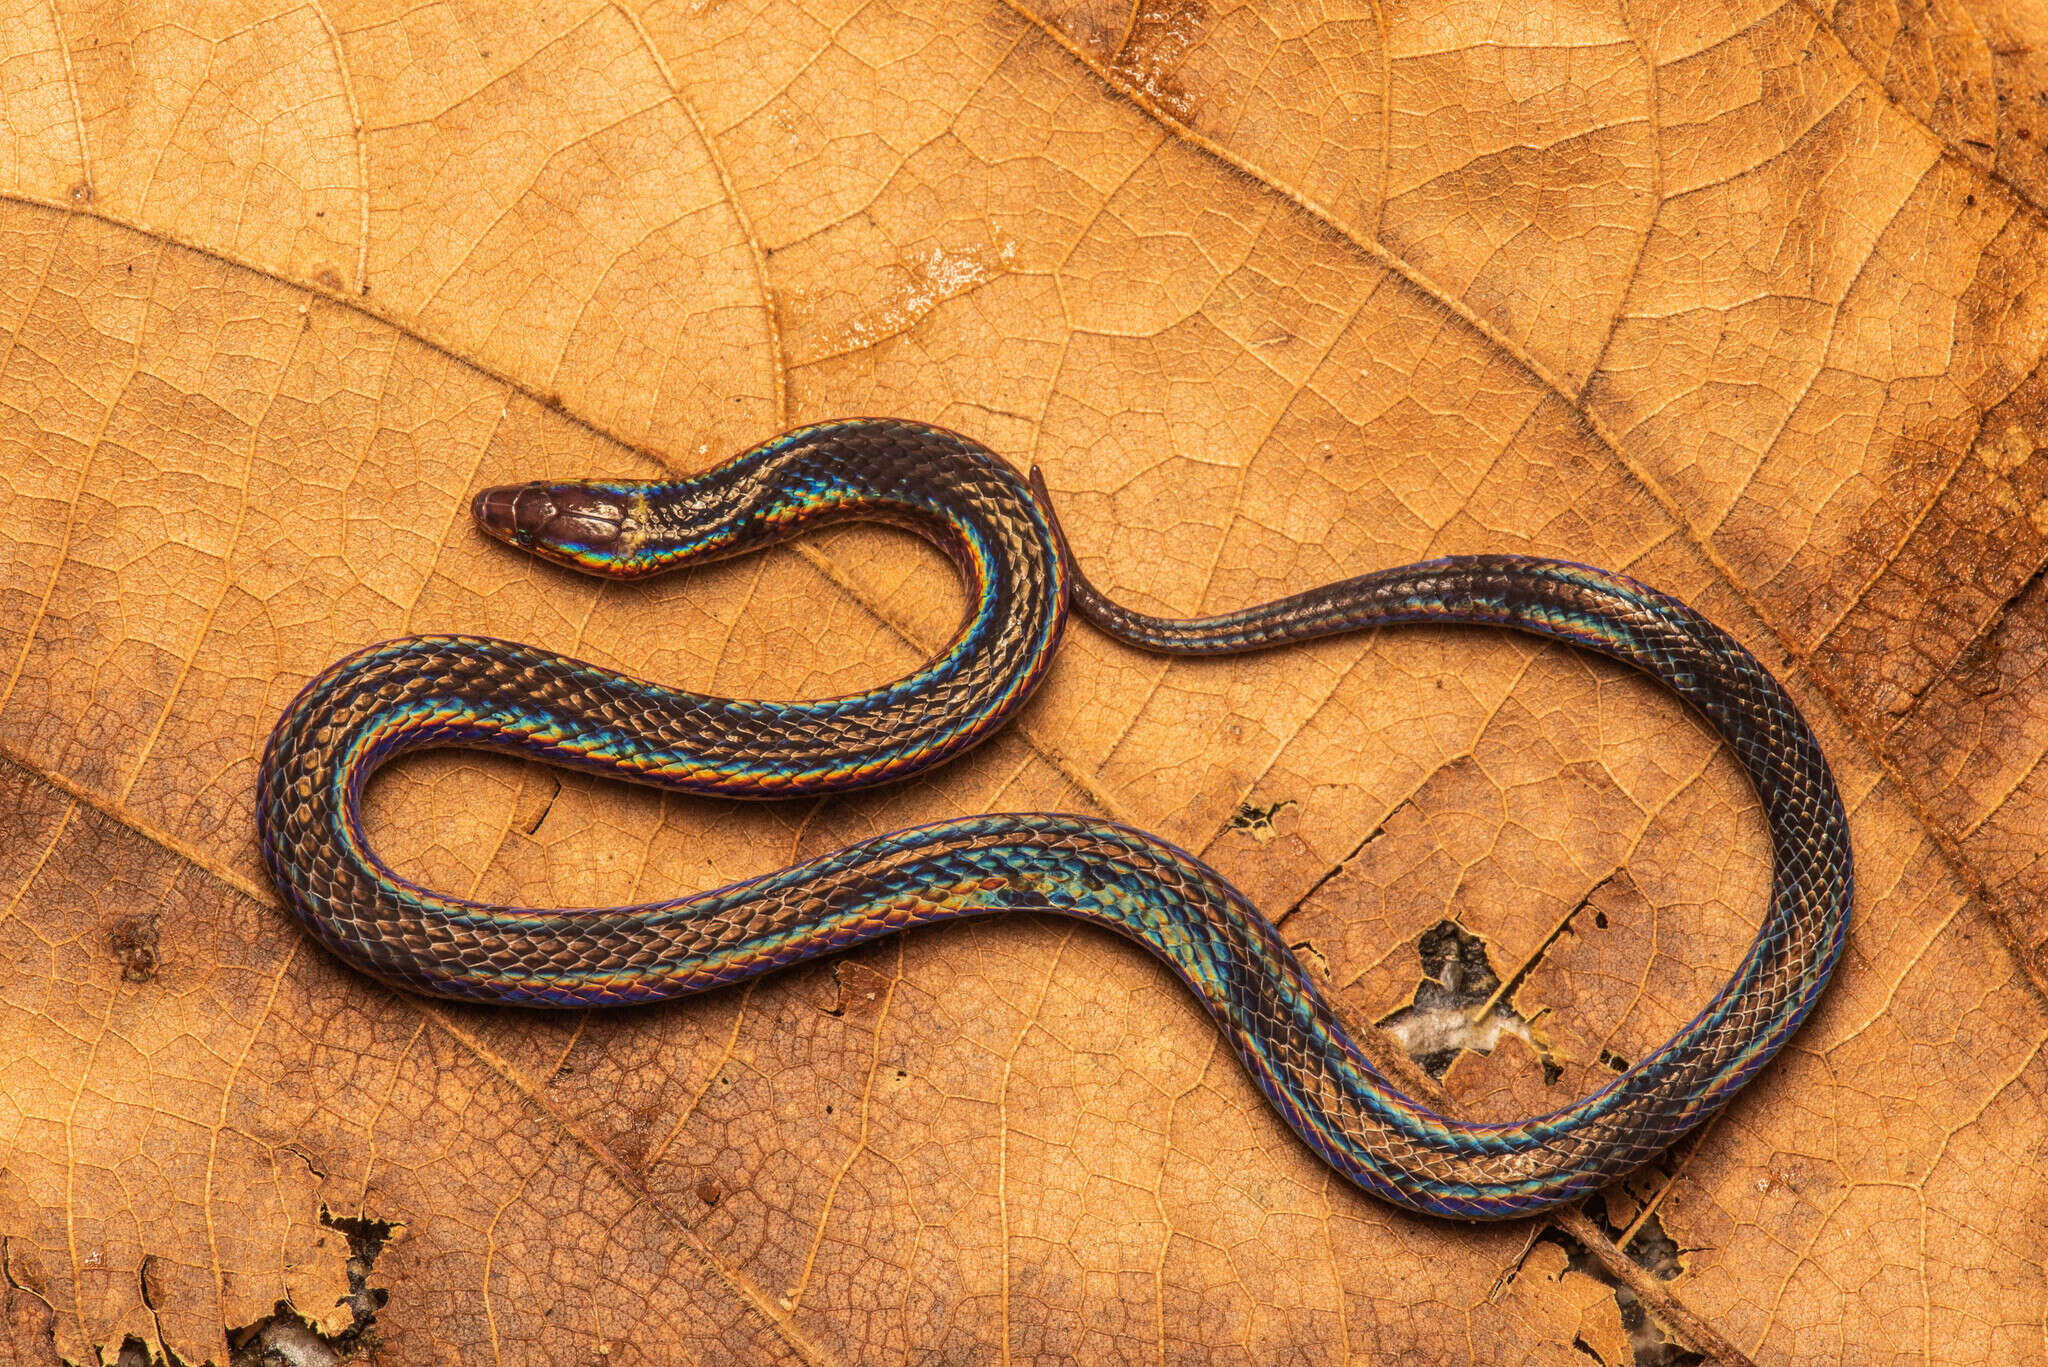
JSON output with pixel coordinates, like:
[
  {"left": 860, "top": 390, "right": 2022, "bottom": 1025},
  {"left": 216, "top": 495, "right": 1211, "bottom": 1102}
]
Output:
[
  {"left": 473, "top": 483, "right": 629, "bottom": 562},
  {"left": 472, "top": 485, "right": 545, "bottom": 543}
]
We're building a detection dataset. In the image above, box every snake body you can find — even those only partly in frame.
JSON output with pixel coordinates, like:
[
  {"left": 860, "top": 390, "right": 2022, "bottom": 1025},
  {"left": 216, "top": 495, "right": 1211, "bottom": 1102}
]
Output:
[{"left": 257, "top": 418, "right": 1852, "bottom": 1220}]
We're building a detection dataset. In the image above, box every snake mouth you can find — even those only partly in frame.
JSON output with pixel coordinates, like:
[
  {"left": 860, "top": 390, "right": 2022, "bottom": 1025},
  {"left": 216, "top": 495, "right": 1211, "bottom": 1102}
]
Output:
[{"left": 472, "top": 482, "right": 631, "bottom": 565}]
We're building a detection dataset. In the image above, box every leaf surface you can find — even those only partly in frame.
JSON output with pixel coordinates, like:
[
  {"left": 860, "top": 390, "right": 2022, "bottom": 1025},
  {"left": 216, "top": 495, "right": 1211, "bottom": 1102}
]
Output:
[{"left": 1, "top": 2, "right": 2045, "bottom": 1363}]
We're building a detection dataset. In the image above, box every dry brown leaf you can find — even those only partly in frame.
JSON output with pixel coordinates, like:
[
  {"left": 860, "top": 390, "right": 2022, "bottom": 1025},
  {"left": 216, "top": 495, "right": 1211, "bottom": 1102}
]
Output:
[{"left": 2, "top": 1, "right": 2046, "bottom": 1364}]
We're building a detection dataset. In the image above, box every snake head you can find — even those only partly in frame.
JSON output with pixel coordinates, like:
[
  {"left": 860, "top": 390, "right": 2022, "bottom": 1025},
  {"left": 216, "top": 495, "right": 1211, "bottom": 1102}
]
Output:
[
  {"left": 473, "top": 477, "right": 761, "bottom": 579},
  {"left": 472, "top": 481, "right": 650, "bottom": 576}
]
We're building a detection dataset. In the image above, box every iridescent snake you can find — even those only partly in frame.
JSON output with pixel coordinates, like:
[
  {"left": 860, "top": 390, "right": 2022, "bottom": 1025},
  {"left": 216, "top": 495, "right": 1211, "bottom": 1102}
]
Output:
[{"left": 257, "top": 418, "right": 1852, "bottom": 1220}]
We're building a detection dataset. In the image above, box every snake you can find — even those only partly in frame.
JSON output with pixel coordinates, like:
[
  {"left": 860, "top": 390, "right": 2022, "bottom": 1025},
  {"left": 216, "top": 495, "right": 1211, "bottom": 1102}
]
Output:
[{"left": 257, "top": 417, "right": 1852, "bottom": 1221}]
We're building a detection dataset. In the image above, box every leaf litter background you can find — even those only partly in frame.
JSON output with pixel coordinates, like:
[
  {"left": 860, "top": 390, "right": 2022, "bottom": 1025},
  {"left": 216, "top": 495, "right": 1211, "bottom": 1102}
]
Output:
[{"left": 2, "top": 0, "right": 2048, "bottom": 1362}]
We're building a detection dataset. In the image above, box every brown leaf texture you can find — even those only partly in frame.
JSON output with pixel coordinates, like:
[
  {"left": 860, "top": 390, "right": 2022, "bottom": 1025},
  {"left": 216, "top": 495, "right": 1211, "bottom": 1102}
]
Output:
[{"left": 2, "top": 1, "right": 2046, "bottom": 1363}]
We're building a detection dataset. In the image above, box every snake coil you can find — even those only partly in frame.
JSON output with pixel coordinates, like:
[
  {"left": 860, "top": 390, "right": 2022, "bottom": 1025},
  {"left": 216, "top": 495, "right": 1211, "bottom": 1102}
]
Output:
[{"left": 258, "top": 418, "right": 1851, "bottom": 1219}]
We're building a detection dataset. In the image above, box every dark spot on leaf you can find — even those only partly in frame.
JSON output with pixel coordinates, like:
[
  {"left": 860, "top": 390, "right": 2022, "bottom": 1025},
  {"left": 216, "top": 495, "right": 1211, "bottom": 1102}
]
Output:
[
  {"left": 139, "top": 1254, "right": 167, "bottom": 1312},
  {"left": 1289, "top": 938, "right": 1331, "bottom": 980},
  {"left": 1227, "top": 798, "right": 1295, "bottom": 842},
  {"left": 110, "top": 914, "right": 159, "bottom": 983},
  {"left": 522, "top": 775, "right": 561, "bottom": 834}
]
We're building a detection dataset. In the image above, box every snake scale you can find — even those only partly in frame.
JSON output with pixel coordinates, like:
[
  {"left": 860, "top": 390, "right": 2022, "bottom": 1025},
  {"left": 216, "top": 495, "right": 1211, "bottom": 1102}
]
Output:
[{"left": 257, "top": 418, "right": 1852, "bottom": 1220}]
